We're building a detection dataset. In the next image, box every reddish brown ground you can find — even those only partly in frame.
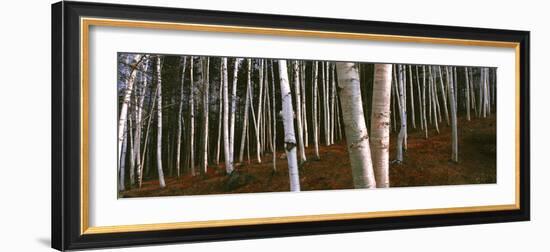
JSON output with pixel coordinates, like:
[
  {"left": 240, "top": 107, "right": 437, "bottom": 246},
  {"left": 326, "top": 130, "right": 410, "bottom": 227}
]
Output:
[{"left": 121, "top": 116, "right": 496, "bottom": 198}]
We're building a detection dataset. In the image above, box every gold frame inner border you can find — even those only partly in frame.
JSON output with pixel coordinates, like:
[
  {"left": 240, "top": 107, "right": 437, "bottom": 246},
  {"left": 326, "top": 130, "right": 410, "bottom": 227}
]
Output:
[{"left": 80, "top": 17, "right": 521, "bottom": 235}]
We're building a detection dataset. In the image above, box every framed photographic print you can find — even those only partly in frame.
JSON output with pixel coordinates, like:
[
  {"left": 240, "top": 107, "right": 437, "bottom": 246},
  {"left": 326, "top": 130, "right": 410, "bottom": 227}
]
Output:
[{"left": 51, "top": 1, "right": 530, "bottom": 250}]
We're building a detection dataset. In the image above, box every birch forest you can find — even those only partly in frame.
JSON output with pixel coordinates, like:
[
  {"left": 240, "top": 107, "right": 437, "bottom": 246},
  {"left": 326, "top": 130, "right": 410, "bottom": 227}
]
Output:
[{"left": 117, "top": 53, "right": 496, "bottom": 197}]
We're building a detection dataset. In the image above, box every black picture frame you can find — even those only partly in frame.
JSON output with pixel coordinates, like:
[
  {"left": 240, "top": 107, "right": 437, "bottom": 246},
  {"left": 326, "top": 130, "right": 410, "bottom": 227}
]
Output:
[{"left": 52, "top": 1, "right": 530, "bottom": 251}]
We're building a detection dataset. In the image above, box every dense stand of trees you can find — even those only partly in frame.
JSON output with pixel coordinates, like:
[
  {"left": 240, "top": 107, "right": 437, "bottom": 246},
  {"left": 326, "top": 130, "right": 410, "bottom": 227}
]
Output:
[{"left": 117, "top": 53, "right": 496, "bottom": 192}]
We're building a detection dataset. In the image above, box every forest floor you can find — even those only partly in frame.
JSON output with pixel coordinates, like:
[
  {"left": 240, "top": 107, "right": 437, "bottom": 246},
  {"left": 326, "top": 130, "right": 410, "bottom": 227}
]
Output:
[{"left": 121, "top": 115, "right": 496, "bottom": 198}]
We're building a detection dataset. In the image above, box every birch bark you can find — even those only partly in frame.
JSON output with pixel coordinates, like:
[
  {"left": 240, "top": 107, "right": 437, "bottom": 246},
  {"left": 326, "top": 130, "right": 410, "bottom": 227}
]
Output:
[
  {"left": 370, "top": 64, "right": 392, "bottom": 188},
  {"left": 336, "top": 62, "right": 376, "bottom": 189},
  {"left": 278, "top": 60, "right": 301, "bottom": 192}
]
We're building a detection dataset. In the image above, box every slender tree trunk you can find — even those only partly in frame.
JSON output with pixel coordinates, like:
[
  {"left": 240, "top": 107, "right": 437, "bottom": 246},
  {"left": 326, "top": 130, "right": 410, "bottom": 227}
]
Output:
[
  {"left": 253, "top": 59, "right": 264, "bottom": 164},
  {"left": 278, "top": 60, "right": 301, "bottom": 192},
  {"left": 230, "top": 58, "right": 242, "bottom": 162},
  {"left": 188, "top": 57, "right": 196, "bottom": 176},
  {"left": 437, "top": 66, "right": 450, "bottom": 125},
  {"left": 155, "top": 56, "right": 166, "bottom": 188},
  {"left": 119, "top": 125, "right": 127, "bottom": 191},
  {"left": 139, "top": 77, "right": 158, "bottom": 188},
  {"left": 117, "top": 54, "right": 143, "bottom": 185},
  {"left": 446, "top": 67, "right": 459, "bottom": 162},
  {"left": 134, "top": 57, "right": 149, "bottom": 186},
  {"left": 371, "top": 64, "right": 392, "bottom": 188},
  {"left": 415, "top": 66, "right": 424, "bottom": 130},
  {"left": 239, "top": 59, "right": 252, "bottom": 163},
  {"left": 330, "top": 65, "right": 337, "bottom": 144},
  {"left": 221, "top": 58, "right": 234, "bottom": 174},
  {"left": 469, "top": 69, "right": 477, "bottom": 116},
  {"left": 312, "top": 61, "right": 320, "bottom": 160},
  {"left": 429, "top": 67, "right": 440, "bottom": 133},
  {"left": 293, "top": 61, "right": 307, "bottom": 162},
  {"left": 336, "top": 62, "right": 376, "bottom": 189},
  {"left": 422, "top": 66, "right": 428, "bottom": 139},
  {"left": 464, "top": 67, "right": 471, "bottom": 121},
  {"left": 176, "top": 57, "right": 187, "bottom": 177},
  {"left": 216, "top": 64, "right": 223, "bottom": 165},
  {"left": 128, "top": 113, "right": 135, "bottom": 185},
  {"left": 396, "top": 65, "right": 407, "bottom": 163},
  {"left": 301, "top": 62, "right": 309, "bottom": 148},
  {"left": 270, "top": 61, "right": 277, "bottom": 171},
  {"left": 408, "top": 65, "right": 416, "bottom": 129},
  {"left": 201, "top": 58, "right": 210, "bottom": 174}
]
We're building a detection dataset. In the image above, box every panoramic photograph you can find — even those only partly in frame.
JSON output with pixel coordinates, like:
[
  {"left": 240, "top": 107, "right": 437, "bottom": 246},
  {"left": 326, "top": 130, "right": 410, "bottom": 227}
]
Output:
[{"left": 117, "top": 53, "right": 496, "bottom": 198}]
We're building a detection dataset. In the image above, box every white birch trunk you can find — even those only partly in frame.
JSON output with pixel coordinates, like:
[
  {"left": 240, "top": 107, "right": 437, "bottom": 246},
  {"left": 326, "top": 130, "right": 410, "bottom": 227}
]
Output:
[
  {"left": 278, "top": 60, "right": 301, "bottom": 192},
  {"left": 300, "top": 62, "right": 309, "bottom": 148},
  {"left": 335, "top": 62, "right": 377, "bottom": 189},
  {"left": 222, "top": 58, "right": 234, "bottom": 174},
  {"left": 189, "top": 57, "right": 196, "bottom": 176},
  {"left": 215, "top": 65, "right": 223, "bottom": 165},
  {"left": 117, "top": 54, "right": 142, "bottom": 182},
  {"left": 465, "top": 67, "right": 471, "bottom": 121},
  {"left": 201, "top": 58, "right": 210, "bottom": 174},
  {"left": 408, "top": 65, "right": 416, "bottom": 129},
  {"left": 254, "top": 59, "right": 264, "bottom": 164},
  {"left": 422, "top": 66, "right": 428, "bottom": 139},
  {"left": 119, "top": 126, "right": 127, "bottom": 191},
  {"left": 155, "top": 56, "right": 166, "bottom": 188},
  {"left": 176, "top": 57, "right": 187, "bottom": 177},
  {"left": 429, "top": 67, "right": 440, "bottom": 134},
  {"left": 396, "top": 65, "right": 407, "bottom": 163},
  {"left": 293, "top": 61, "right": 307, "bottom": 162},
  {"left": 134, "top": 57, "right": 149, "bottom": 186},
  {"left": 270, "top": 61, "right": 277, "bottom": 171},
  {"left": 437, "top": 66, "right": 450, "bottom": 125},
  {"left": 238, "top": 59, "right": 252, "bottom": 162},
  {"left": 312, "top": 61, "right": 320, "bottom": 160},
  {"left": 446, "top": 67, "right": 459, "bottom": 162},
  {"left": 371, "top": 64, "right": 392, "bottom": 188},
  {"left": 229, "top": 58, "right": 242, "bottom": 162},
  {"left": 330, "top": 65, "right": 337, "bottom": 144}
]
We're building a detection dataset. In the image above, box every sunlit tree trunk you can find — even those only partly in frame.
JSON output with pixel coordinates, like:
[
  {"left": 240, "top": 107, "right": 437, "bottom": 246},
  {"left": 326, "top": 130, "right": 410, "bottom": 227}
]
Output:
[
  {"left": 300, "top": 62, "right": 309, "bottom": 148},
  {"left": 421, "top": 66, "right": 428, "bottom": 139},
  {"left": 230, "top": 58, "right": 242, "bottom": 162},
  {"left": 396, "top": 65, "right": 407, "bottom": 163},
  {"left": 139, "top": 76, "right": 159, "bottom": 188},
  {"left": 215, "top": 65, "right": 222, "bottom": 165},
  {"left": 270, "top": 61, "right": 277, "bottom": 171},
  {"left": 415, "top": 66, "right": 424, "bottom": 130},
  {"left": 117, "top": 54, "right": 142, "bottom": 183},
  {"left": 312, "top": 61, "right": 320, "bottom": 160},
  {"left": 188, "top": 57, "right": 196, "bottom": 176},
  {"left": 429, "top": 67, "right": 440, "bottom": 134},
  {"left": 464, "top": 67, "right": 471, "bottom": 121},
  {"left": 221, "top": 58, "right": 234, "bottom": 174},
  {"left": 119, "top": 126, "right": 127, "bottom": 191},
  {"left": 330, "top": 64, "right": 337, "bottom": 144},
  {"left": 408, "top": 65, "right": 416, "bottom": 129},
  {"left": 253, "top": 59, "right": 264, "bottom": 164},
  {"left": 201, "top": 58, "right": 210, "bottom": 174},
  {"left": 278, "top": 60, "right": 300, "bottom": 192},
  {"left": 446, "top": 66, "right": 459, "bottom": 162},
  {"left": 437, "top": 66, "right": 450, "bottom": 125},
  {"left": 371, "top": 64, "right": 392, "bottom": 188},
  {"left": 239, "top": 59, "right": 252, "bottom": 163},
  {"left": 134, "top": 57, "right": 149, "bottom": 186},
  {"left": 176, "top": 57, "right": 187, "bottom": 177},
  {"left": 293, "top": 60, "right": 307, "bottom": 162},
  {"left": 336, "top": 62, "right": 376, "bottom": 189},
  {"left": 128, "top": 113, "right": 135, "bottom": 186},
  {"left": 155, "top": 56, "right": 166, "bottom": 188}
]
